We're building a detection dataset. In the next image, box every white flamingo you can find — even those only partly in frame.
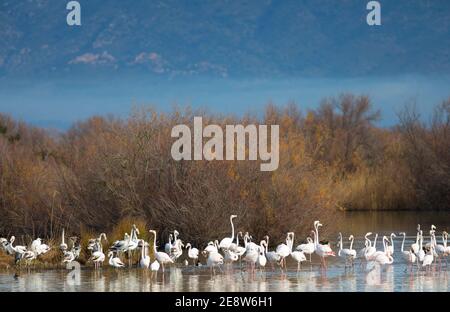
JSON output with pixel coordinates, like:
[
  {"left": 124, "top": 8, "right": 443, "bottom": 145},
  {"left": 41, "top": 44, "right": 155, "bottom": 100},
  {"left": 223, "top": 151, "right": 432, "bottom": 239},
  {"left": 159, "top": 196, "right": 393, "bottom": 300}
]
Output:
[
  {"left": 185, "top": 243, "right": 199, "bottom": 266},
  {"left": 126, "top": 224, "right": 140, "bottom": 265},
  {"left": 276, "top": 232, "right": 292, "bottom": 271},
  {"left": 110, "top": 233, "right": 130, "bottom": 256},
  {"left": 313, "top": 221, "right": 335, "bottom": 269},
  {"left": 411, "top": 224, "right": 420, "bottom": 254},
  {"left": 243, "top": 241, "right": 259, "bottom": 275},
  {"left": 357, "top": 232, "right": 373, "bottom": 259},
  {"left": 91, "top": 233, "right": 107, "bottom": 269},
  {"left": 233, "top": 232, "right": 247, "bottom": 259},
  {"left": 60, "top": 229, "right": 68, "bottom": 252},
  {"left": 422, "top": 245, "right": 434, "bottom": 271},
  {"left": 296, "top": 233, "right": 315, "bottom": 263},
  {"left": 139, "top": 239, "right": 150, "bottom": 269},
  {"left": 150, "top": 260, "right": 160, "bottom": 278},
  {"left": 399, "top": 232, "right": 416, "bottom": 269},
  {"left": 364, "top": 233, "right": 378, "bottom": 261},
  {"left": 257, "top": 240, "right": 267, "bottom": 272},
  {"left": 373, "top": 236, "right": 394, "bottom": 265},
  {"left": 386, "top": 233, "right": 396, "bottom": 257},
  {"left": 149, "top": 230, "right": 174, "bottom": 272},
  {"left": 337, "top": 233, "right": 356, "bottom": 267},
  {"left": 219, "top": 215, "right": 237, "bottom": 250},
  {"left": 5, "top": 236, "right": 27, "bottom": 263},
  {"left": 224, "top": 249, "right": 239, "bottom": 269},
  {"left": 205, "top": 250, "right": 224, "bottom": 275},
  {"left": 264, "top": 235, "right": 281, "bottom": 271},
  {"left": 204, "top": 240, "right": 219, "bottom": 254},
  {"left": 170, "top": 230, "right": 184, "bottom": 262},
  {"left": 415, "top": 230, "right": 425, "bottom": 264},
  {"left": 30, "top": 238, "right": 51, "bottom": 256},
  {"left": 164, "top": 233, "right": 174, "bottom": 255},
  {"left": 108, "top": 251, "right": 125, "bottom": 268}
]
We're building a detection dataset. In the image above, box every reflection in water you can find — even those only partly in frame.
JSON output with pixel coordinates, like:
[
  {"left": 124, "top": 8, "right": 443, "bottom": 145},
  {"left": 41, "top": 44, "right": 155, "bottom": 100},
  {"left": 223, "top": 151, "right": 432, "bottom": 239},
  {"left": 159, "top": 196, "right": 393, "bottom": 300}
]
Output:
[
  {"left": 2, "top": 209, "right": 450, "bottom": 292},
  {"left": 2, "top": 256, "right": 449, "bottom": 292}
]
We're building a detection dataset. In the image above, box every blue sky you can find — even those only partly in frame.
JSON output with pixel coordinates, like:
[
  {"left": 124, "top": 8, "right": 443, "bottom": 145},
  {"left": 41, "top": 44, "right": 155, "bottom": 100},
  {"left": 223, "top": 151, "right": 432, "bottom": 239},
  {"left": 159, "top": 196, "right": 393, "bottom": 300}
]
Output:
[
  {"left": 0, "top": 1, "right": 449, "bottom": 129},
  {"left": 1, "top": 74, "right": 448, "bottom": 129}
]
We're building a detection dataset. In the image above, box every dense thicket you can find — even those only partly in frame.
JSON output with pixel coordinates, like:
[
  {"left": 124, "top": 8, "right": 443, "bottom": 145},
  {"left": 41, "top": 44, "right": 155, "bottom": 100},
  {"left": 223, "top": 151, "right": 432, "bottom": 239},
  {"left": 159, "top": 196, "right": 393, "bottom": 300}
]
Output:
[{"left": 0, "top": 94, "right": 449, "bottom": 244}]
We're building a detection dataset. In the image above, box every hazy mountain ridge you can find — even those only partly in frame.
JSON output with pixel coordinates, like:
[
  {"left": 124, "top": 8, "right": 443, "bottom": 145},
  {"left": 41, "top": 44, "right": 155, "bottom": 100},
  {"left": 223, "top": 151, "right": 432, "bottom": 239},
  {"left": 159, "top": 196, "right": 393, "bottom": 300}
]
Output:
[{"left": 0, "top": 0, "right": 449, "bottom": 78}]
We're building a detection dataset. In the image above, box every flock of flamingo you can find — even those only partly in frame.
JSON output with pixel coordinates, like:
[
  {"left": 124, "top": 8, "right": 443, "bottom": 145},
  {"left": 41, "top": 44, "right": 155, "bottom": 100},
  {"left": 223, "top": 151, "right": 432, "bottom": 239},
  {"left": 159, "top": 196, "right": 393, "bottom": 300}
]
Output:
[{"left": 1, "top": 216, "right": 449, "bottom": 276}]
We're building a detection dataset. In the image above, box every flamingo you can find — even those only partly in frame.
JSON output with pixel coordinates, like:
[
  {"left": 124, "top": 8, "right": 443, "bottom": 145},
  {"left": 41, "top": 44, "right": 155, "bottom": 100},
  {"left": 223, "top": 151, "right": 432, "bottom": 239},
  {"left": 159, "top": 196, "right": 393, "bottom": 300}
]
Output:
[
  {"left": 170, "top": 231, "right": 184, "bottom": 262},
  {"left": 164, "top": 234, "right": 174, "bottom": 255},
  {"left": 415, "top": 230, "right": 425, "bottom": 264},
  {"left": 276, "top": 232, "right": 292, "bottom": 271},
  {"left": 219, "top": 215, "right": 237, "bottom": 250},
  {"left": 257, "top": 240, "right": 267, "bottom": 272},
  {"left": 5, "top": 236, "right": 27, "bottom": 263},
  {"left": 357, "top": 232, "right": 373, "bottom": 259},
  {"left": 337, "top": 233, "right": 356, "bottom": 267},
  {"left": 139, "top": 239, "right": 150, "bottom": 269},
  {"left": 60, "top": 229, "right": 68, "bottom": 252},
  {"left": 422, "top": 245, "right": 434, "bottom": 271},
  {"left": 313, "top": 221, "right": 335, "bottom": 269},
  {"left": 204, "top": 250, "right": 224, "bottom": 275},
  {"left": 149, "top": 230, "right": 174, "bottom": 272},
  {"left": 30, "top": 238, "right": 51, "bottom": 256},
  {"left": 204, "top": 240, "right": 219, "bottom": 254},
  {"left": 364, "top": 233, "right": 378, "bottom": 261},
  {"left": 126, "top": 224, "right": 140, "bottom": 266},
  {"left": 433, "top": 231, "right": 446, "bottom": 260},
  {"left": 243, "top": 241, "right": 259, "bottom": 276},
  {"left": 371, "top": 236, "right": 394, "bottom": 265},
  {"left": 224, "top": 249, "right": 239, "bottom": 271},
  {"left": 6, "top": 236, "right": 27, "bottom": 255},
  {"left": 110, "top": 233, "right": 130, "bottom": 256},
  {"left": 244, "top": 232, "right": 259, "bottom": 251},
  {"left": 296, "top": 233, "right": 315, "bottom": 263},
  {"left": 233, "top": 232, "right": 247, "bottom": 259},
  {"left": 399, "top": 232, "right": 416, "bottom": 270},
  {"left": 90, "top": 233, "right": 107, "bottom": 269},
  {"left": 411, "top": 224, "right": 420, "bottom": 254},
  {"left": 108, "top": 251, "right": 125, "bottom": 268},
  {"left": 264, "top": 235, "right": 281, "bottom": 271},
  {"left": 386, "top": 233, "right": 396, "bottom": 257},
  {"left": 185, "top": 243, "right": 199, "bottom": 266},
  {"left": 150, "top": 260, "right": 160, "bottom": 278},
  {"left": 443, "top": 231, "right": 450, "bottom": 256}
]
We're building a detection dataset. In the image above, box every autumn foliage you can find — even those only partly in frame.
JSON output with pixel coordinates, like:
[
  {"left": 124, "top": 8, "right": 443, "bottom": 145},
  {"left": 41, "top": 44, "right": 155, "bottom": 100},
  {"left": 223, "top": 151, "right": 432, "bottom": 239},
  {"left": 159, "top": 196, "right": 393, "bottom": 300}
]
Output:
[{"left": 0, "top": 94, "right": 449, "bottom": 244}]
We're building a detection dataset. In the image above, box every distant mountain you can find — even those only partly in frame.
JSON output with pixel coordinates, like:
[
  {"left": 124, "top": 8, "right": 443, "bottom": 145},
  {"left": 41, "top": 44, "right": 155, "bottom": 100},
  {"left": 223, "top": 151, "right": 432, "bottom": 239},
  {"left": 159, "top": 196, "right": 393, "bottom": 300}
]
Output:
[{"left": 1, "top": 0, "right": 449, "bottom": 78}]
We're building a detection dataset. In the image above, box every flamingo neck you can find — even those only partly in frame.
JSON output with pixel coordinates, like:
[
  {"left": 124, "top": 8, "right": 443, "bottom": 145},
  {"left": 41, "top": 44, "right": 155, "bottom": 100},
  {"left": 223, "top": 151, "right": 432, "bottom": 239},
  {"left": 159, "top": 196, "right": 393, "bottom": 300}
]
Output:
[
  {"left": 230, "top": 217, "right": 235, "bottom": 240},
  {"left": 152, "top": 232, "right": 158, "bottom": 253},
  {"left": 314, "top": 225, "right": 319, "bottom": 246},
  {"left": 350, "top": 237, "right": 354, "bottom": 250},
  {"left": 289, "top": 234, "right": 294, "bottom": 252},
  {"left": 401, "top": 233, "right": 405, "bottom": 252}
]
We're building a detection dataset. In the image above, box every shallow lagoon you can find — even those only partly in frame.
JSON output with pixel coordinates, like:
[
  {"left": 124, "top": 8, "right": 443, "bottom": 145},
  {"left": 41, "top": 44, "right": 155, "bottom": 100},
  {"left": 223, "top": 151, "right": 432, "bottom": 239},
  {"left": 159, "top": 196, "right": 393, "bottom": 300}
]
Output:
[{"left": 1, "top": 211, "right": 449, "bottom": 292}]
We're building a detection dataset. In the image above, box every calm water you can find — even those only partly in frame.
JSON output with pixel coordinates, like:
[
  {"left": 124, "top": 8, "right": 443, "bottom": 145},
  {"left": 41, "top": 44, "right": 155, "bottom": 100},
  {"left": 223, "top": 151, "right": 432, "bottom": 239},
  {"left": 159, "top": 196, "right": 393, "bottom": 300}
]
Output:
[{"left": 1, "top": 211, "right": 449, "bottom": 292}]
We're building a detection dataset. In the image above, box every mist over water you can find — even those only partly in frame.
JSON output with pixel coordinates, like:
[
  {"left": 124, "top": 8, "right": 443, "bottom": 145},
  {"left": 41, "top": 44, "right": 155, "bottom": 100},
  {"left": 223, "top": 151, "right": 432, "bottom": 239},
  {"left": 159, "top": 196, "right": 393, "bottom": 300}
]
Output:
[{"left": 1, "top": 75, "right": 449, "bottom": 130}]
